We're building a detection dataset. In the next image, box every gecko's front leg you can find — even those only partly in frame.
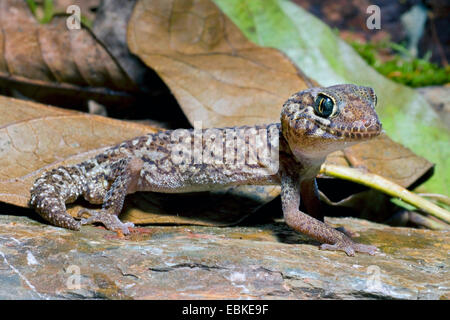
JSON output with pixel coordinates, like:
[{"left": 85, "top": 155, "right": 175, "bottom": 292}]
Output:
[
  {"left": 300, "top": 178, "right": 358, "bottom": 238},
  {"left": 281, "top": 170, "right": 378, "bottom": 256},
  {"left": 77, "top": 157, "right": 141, "bottom": 235}
]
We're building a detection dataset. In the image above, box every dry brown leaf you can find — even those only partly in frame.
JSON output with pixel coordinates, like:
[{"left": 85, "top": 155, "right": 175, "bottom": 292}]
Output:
[
  {"left": 343, "top": 134, "right": 434, "bottom": 188},
  {"left": 322, "top": 134, "right": 433, "bottom": 190},
  {"left": 126, "top": 0, "right": 432, "bottom": 188},
  {"left": 127, "top": 0, "right": 312, "bottom": 128},
  {"left": 317, "top": 135, "right": 434, "bottom": 222},
  {"left": 319, "top": 135, "right": 433, "bottom": 220},
  {"left": 0, "top": 0, "right": 138, "bottom": 108}
]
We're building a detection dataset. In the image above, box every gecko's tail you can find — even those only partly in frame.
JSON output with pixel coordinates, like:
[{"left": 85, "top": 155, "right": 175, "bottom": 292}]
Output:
[{"left": 30, "top": 166, "right": 85, "bottom": 231}]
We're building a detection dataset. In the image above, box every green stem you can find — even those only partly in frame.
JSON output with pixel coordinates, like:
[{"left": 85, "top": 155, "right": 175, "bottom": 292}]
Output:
[
  {"left": 41, "top": 0, "right": 54, "bottom": 24},
  {"left": 320, "top": 164, "right": 450, "bottom": 224},
  {"left": 418, "top": 193, "right": 450, "bottom": 207},
  {"left": 408, "top": 212, "right": 449, "bottom": 230},
  {"left": 25, "top": 0, "right": 37, "bottom": 16}
]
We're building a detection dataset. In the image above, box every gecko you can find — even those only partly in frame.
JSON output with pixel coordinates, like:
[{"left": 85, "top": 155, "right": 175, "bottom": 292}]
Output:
[{"left": 30, "top": 84, "right": 382, "bottom": 256}]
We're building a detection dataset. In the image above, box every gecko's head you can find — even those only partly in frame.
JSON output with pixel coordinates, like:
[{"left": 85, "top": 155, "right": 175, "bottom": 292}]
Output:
[{"left": 281, "top": 84, "right": 382, "bottom": 162}]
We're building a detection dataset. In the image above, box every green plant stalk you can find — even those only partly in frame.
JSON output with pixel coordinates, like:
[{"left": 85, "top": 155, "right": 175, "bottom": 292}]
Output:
[
  {"left": 320, "top": 164, "right": 450, "bottom": 224},
  {"left": 25, "top": 0, "right": 37, "bottom": 15},
  {"left": 80, "top": 15, "right": 92, "bottom": 29},
  {"left": 390, "top": 198, "right": 449, "bottom": 230},
  {"left": 418, "top": 193, "right": 450, "bottom": 207},
  {"left": 41, "top": 0, "right": 54, "bottom": 24},
  {"left": 407, "top": 211, "right": 449, "bottom": 230}
]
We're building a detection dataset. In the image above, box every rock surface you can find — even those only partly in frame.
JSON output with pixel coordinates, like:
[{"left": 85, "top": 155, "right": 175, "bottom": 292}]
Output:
[{"left": 0, "top": 210, "right": 448, "bottom": 300}]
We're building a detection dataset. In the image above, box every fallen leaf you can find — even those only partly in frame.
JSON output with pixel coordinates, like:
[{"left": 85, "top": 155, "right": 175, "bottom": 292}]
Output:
[
  {"left": 127, "top": 0, "right": 312, "bottom": 128},
  {"left": 317, "top": 134, "right": 434, "bottom": 222},
  {"left": 123, "top": 185, "right": 280, "bottom": 226},
  {"left": 0, "top": 0, "right": 138, "bottom": 109},
  {"left": 343, "top": 134, "right": 433, "bottom": 189},
  {"left": 126, "top": 0, "right": 432, "bottom": 189}
]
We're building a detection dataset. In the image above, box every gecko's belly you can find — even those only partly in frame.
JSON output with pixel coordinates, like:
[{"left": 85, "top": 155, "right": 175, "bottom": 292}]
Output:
[
  {"left": 137, "top": 162, "right": 280, "bottom": 193},
  {"left": 126, "top": 124, "right": 282, "bottom": 193}
]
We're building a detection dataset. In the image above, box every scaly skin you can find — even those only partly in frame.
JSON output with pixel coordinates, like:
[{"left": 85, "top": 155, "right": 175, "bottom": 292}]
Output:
[{"left": 30, "top": 84, "right": 382, "bottom": 256}]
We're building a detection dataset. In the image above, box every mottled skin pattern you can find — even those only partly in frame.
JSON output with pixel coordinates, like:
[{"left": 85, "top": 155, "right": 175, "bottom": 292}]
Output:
[{"left": 30, "top": 84, "right": 382, "bottom": 256}]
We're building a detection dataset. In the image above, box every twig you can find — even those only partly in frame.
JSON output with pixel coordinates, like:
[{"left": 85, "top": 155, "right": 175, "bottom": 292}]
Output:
[
  {"left": 320, "top": 164, "right": 450, "bottom": 224},
  {"left": 417, "top": 193, "right": 450, "bottom": 206}
]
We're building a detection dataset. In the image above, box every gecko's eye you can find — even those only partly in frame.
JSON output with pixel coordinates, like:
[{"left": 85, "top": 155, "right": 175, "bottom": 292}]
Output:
[{"left": 314, "top": 94, "right": 335, "bottom": 118}]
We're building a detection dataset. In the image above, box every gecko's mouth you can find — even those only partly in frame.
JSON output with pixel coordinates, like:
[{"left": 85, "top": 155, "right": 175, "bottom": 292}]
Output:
[
  {"left": 304, "top": 115, "right": 382, "bottom": 140},
  {"left": 330, "top": 122, "right": 382, "bottom": 140}
]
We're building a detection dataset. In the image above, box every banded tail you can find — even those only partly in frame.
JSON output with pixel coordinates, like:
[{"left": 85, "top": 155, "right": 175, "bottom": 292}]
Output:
[{"left": 30, "top": 166, "right": 86, "bottom": 230}]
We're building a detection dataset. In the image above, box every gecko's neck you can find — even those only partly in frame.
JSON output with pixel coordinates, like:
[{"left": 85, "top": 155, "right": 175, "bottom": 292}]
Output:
[{"left": 277, "top": 125, "right": 324, "bottom": 178}]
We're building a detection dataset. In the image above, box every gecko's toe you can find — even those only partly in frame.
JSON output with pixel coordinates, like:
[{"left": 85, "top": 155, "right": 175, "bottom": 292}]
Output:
[
  {"left": 320, "top": 243, "right": 354, "bottom": 256},
  {"left": 117, "top": 221, "right": 135, "bottom": 235},
  {"left": 320, "top": 240, "right": 378, "bottom": 256},
  {"left": 353, "top": 243, "right": 379, "bottom": 255},
  {"left": 77, "top": 208, "right": 133, "bottom": 235},
  {"left": 62, "top": 218, "right": 82, "bottom": 231}
]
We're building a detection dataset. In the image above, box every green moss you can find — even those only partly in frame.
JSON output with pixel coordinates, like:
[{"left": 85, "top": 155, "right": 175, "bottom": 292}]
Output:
[
  {"left": 25, "top": 0, "right": 92, "bottom": 28},
  {"left": 25, "top": 0, "right": 53, "bottom": 24},
  {"left": 349, "top": 40, "right": 450, "bottom": 88}
]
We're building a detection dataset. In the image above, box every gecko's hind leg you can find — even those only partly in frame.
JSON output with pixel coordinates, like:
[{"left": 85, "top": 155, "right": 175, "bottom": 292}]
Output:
[
  {"left": 77, "top": 208, "right": 134, "bottom": 235},
  {"left": 77, "top": 157, "right": 141, "bottom": 235}
]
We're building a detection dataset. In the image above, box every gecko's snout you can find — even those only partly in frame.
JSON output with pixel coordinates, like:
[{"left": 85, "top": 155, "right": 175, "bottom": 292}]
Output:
[{"left": 324, "top": 84, "right": 382, "bottom": 141}]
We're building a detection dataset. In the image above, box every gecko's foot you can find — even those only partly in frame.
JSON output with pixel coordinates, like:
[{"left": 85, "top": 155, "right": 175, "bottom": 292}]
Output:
[
  {"left": 320, "top": 239, "right": 378, "bottom": 256},
  {"left": 77, "top": 208, "right": 134, "bottom": 235}
]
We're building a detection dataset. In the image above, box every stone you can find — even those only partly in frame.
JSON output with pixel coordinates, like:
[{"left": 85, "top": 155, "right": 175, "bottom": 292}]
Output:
[{"left": 0, "top": 212, "right": 448, "bottom": 299}]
